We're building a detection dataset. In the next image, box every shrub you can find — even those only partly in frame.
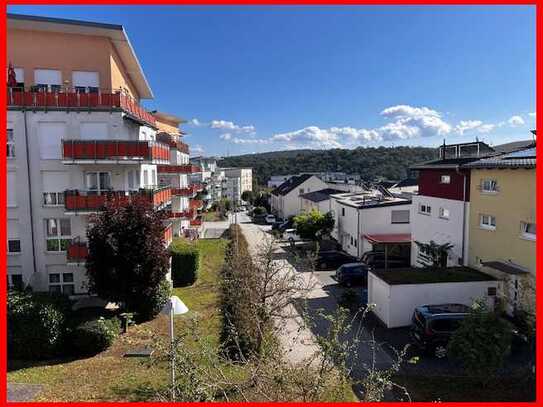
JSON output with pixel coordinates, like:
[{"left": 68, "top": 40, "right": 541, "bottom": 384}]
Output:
[
  {"left": 252, "top": 206, "right": 267, "bottom": 216},
  {"left": 448, "top": 301, "right": 513, "bottom": 382},
  {"left": 170, "top": 241, "right": 201, "bottom": 287},
  {"left": 71, "top": 317, "right": 121, "bottom": 356},
  {"left": 135, "top": 278, "right": 172, "bottom": 321},
  {"left": 8, "top": 290, "right": 72, "bottom": 360}
]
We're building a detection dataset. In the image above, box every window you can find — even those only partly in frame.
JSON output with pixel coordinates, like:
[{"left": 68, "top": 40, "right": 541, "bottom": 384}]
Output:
[
  {"left": 7, "top": 128, "right": 15, "bottom": 158},
  {"left": 341, "top": 207, "right": 345, "bottom": 216},
  {"left": 86, "top": 172, "right": 111, "bottom": 193},
  {"left": 440, "top": 175, "right": 451, "bottom": 184},
  {"left": 43, "top": 192, "right": 65, "bottom": 206},
  {"left": 299, "top": 188, "right": 304, "bottom": 194},
  {"left": 48, "top": 272, "right": 74, "bottom": 295},
  {"left": 34, "top": 69, "right": 61, "bottom": 90},
  {"left": 391, "top": 210, "right": 410, "bottom": 224},
  {"left": 480, "top": 214, "right": 496, "bottom": 230},
  {"left": 7, "top": 172, "right": 16, "bottom": 207},
  {"left": 38, "top": 122, "right": 66, "bottom": 159},
  {"left": 481, "top": 179, "right": 498, "bottom": 193},
  {"left": 72, "top": 71, "right": 99, "bottom": 92},
  {"left": 8, "top": 239, "right": 21, "bottom": 254},
  {"left": 45, "top": 218, "right": 71, "bottom": 252},
  {"left": 439, "top": 207, "right": 450, "bottom": 219},
  {"left": 520, "top": 222, "right": 536, "bottom": 241},
  {"left": 418, "top": 204, "right": 431, "bottom": 215},
  {"left": 143, "top": 170, "right": 149, "bottom": 187}
]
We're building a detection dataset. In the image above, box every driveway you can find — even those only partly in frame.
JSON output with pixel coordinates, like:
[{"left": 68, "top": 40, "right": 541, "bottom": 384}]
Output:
[{"left": 236, "top": 215, "right": 393, "bottom": 372}]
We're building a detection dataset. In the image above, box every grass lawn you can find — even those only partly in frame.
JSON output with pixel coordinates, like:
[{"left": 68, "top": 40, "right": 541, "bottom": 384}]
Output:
[
  {"left": 8, "top": 238, "right": 228, "bottom": 402},
  {"left": 202, "top": 211, "right": 225, "bottom": 222}
]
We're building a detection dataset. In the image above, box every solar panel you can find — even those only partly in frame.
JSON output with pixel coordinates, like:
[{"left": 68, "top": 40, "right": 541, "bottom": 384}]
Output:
[{"left": 502, "top": 147, "right": 536, "bottom": 159}]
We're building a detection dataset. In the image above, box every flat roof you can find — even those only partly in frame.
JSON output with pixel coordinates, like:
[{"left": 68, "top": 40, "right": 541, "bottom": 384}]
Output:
[
  {"left": 8, "top": 13, "right": 153, "bottom": 99},
  {"left": 371, "top": 267, "right": 496, "bottom": 285},
  {"left": 331, "top": 191, "right": 411, "bottom": 209}
]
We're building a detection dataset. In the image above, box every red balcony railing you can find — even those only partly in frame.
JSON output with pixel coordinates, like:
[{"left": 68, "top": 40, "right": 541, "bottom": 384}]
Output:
[
  {"left": 7, "top": 87, "right": 156, "bottom": 127},
  {"left": 163, "top": 223, "right": 173, "bottom": 247},
  {"left": 165, "top": 209, "right": 196, "bottom": 219},
  {"left": 190, "top": 199, "right": 203, "bottom": 210},
  {"left": 171, "top": 184, "right": 204, "bottom": 196},
  {"left": 67, "top": 241, "right": 88, "bottom": 263},
  {"left": 190, "top": 218, "right": 203, "bottom": 227},
  {"left": 62, "top": 140, "right": 170, "bottom": 163},
  {"left": 64, "top": 187, "right": 171, "bottom": 212},
  {"left": 156, "top": 133, "right": 190, "bottom": 154},
  {"left": 157, "top": 164, "right": 201, "bottom": 174}
]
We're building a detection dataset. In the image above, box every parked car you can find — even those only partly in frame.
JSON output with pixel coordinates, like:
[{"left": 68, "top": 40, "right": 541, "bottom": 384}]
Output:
[
  {"left": 283, "top": 228, "right": 304, "bottom": 244},
  {"left": 315, "top": 250, "right": 358, "bottom": 270},
  {"left": 265, "top": 214, "right": 276, "bottom": 224},
  {"left": 410, "top": 303, "right": 471, "bottom": 358},
  {"left": 272, "top": 219, "right": 292, "bottom": 232},
  {"left": 360, "top": 251, "right": 410, "bottom": 270},
  {"left": 335, "top": 263, "right": 371, "bottom": 287},
  {"left": 253, "top": 213, "right": 268, "bottom": 224}
]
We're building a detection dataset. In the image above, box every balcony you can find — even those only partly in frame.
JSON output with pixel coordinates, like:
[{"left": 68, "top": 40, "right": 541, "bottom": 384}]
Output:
[
  {"left": 165, "top": 209, "right": 196, "bottom": 219},
  {"left": 7, "top": 87, "right": 156, "bottom": 127},
  {"left": 156, "top": 132, "right": 190, "bottom": 154},
  {"left": 163, "top": 223, "right": 173, "bottom": 247},
  {"left": 190, "top": 199, "right": 204, "bottom": 210},
  {"left": 62, "top": 140, "right": 170, "bottom": 164},
  {"left": 190, "top": 218, "right": 203, "bottom": 227},
  {"left": 157, "top": 164, "right": 201, "bottom": 174},
  {"left": 67, "top": 240, "right": 88, "bottom": 264},
  {"left": 171, "top": 184, "right": 204, "bottom": 197},
  {"left": 64, "top": 186, "right": 171, "bottom": 213}
]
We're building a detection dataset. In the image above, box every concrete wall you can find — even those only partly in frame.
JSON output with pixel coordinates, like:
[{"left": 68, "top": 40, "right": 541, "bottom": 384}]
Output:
[
  {"left": 368, "top": 271, "right": 499, "bottom": 328},
  {"left": 411, "top": 195, "right": 468, "bottom": 267}
]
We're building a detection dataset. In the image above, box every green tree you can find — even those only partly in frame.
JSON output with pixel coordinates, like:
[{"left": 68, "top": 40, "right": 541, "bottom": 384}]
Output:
[
  {"left": 86, "top": 197, "right": 171, "bottom": 320},
  {"left": 448, "top": 300, "right": 513, "bottom": 384},
  {"left": 293, "top": 210, "right": 335, "bottom": 241},
  {"left": 241, "top": 190, "right": 255, "bottom": 204}
]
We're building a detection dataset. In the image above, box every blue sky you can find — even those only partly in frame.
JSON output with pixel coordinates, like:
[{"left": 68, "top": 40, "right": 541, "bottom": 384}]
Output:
[{"left": 9, "top": 5, "right": 536, "bottom": 156}]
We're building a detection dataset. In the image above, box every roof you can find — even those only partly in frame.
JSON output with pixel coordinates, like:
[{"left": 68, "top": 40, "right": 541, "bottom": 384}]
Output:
[
  {"left": 463, "top": 146, "right": 536, "bottom": 169},
  {"left": 363, "top": 233, "right": 411, "bottom": 244},
  {"left": 152, "top": 111, "right": 185, "bottom": 125},
  {"left": 331, "top": 191, "right": 411, "bottom": 210},
  {"left": 410, "top": 157, "right": 482, "bottom": 170},
  {"left": 393, "top": 178, "right": 418, "bottom": 188},
  {"left": 300, "top": 188, "right": 343, "bottom": 203},
  {"left": 8, "top": 13, "right": 153, "bottom": 99},
  {"left": 271, "top": 173, "right": 314, "bottom": 196},
  {"left": 492, "top": 139, "right": 535, "bottom": 154},
  {"left": 481, "top": 261, "right": 530, "bottom": 275}
]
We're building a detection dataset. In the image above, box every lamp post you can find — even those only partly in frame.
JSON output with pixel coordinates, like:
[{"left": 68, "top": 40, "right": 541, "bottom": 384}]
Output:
[{"left": 161, "top": 295, "right": 189, "bottom": 401}]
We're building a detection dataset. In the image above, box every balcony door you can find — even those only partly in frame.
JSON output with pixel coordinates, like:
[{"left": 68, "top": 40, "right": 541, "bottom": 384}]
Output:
[{"left": 86, "top": 172, "right": 111, "bottom": 195}]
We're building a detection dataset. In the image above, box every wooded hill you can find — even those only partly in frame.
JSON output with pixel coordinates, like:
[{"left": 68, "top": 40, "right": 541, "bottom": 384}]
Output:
[{"left": 219, "top": 146, "right": 438, "bottom": 185}]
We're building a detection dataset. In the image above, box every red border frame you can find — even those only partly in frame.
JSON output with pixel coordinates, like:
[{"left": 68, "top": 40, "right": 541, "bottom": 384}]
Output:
[{"left": 1, "top": 1, "right": 540, "bottom": 406}]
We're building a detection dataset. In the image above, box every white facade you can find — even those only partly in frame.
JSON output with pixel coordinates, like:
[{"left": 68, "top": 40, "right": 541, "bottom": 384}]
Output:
[
  {"left": 222, "top": 168, "right": 252, "bottom": 203},
  {"left": 368, "top": 271, "right": 498, "bottom": 328},
  {"left": 410, "top": 194, "right": 469, "bottom": 267},
  {"left": 300, "top": 197, "right": 331, "bottom": 214},
  {"left": 7, "top": 109, "right": 169, "bottom": 295},
  {"left": 271, "top": 176, "right": 328, "bottom": 219}
]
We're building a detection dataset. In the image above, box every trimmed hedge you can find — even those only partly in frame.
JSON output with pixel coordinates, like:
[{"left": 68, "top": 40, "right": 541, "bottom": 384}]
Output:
[
  {"left": 170, "top": 240, "right": 201, "bottom": 287},
  {"left": 135, "top": 278, "right": 172, "bottom": 321},
  {"left": 71, "top": 317, "right": 121, "bottom": 356},
  {"left": 220, "top": 225, "right": 260, "bottom": 359},
  {"left": 8, "top": 290, "right": 72, "bottom": 360}
]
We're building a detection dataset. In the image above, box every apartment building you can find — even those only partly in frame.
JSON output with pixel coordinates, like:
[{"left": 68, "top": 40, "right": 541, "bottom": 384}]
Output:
[
  {"left": 464, "top": 144, "right": 536, "bottom": 314},
  {"left": 330, "top": 190, "right": 411, "bottom": 259},
  {"left": 409, "top": 141, "right": 495, "bottom": 267},
  {"left": 6, "top": 14, "right": 199, "bottom": 293},
  {"left": 189, "top": 156, "right": 225, "bottom": 208},
  {"left": 222, "top": 167, "right": 253, "bottom": 204}
]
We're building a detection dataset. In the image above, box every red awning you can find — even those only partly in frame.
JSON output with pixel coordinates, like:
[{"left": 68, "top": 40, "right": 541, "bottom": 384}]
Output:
[{"left": 363, "top": 233, "right": 411, "bottom": 244}]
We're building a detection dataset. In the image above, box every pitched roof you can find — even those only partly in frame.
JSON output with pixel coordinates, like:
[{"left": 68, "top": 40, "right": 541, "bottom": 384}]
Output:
[
  {"left": 393, "top": 178, "right": 418, "bottom": 188},
  {"left": 300, "top": 188, "right": 343, "bottom": 203},
  {"left": 410, "top": 157, "right": 481, "bottom": 170},
  {"left": 271, "top": 173, "right": 314, "bottom": 196},
  {"left": 463, "top": 146, "right": 536, "bottom": 169},
  {"left": 492, "top": 139, "right": 535, "bottom": 154}
]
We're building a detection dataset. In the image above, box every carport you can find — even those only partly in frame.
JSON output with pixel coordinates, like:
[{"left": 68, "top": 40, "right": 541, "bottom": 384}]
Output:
[{"left": 362, "top": 233, "right": 411, "bottom": 269}]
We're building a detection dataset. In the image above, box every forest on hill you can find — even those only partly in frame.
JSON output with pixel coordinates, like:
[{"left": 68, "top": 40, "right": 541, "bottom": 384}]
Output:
[{"left": 219, "top": 146, "right": 438, "bottom": 185}]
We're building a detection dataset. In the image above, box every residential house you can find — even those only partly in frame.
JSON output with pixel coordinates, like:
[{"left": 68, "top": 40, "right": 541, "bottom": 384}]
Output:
[
  {"left": 409, "top": 141, "right": 495, "bottom": 267},
  {"left": 268, "top": 174, "right": 295, "bottom": 188},
  {"left": 330, "top": 190, "right": 412, "bottom": 259},
  {"left": 270, "top": 174, "right": 327, "bottom": 219},
  {"left": 463, "top": 143, "right": 536, "bottom": 314}
]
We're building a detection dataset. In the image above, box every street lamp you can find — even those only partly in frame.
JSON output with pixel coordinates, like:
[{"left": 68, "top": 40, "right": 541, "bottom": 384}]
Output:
[{"left": 161, "top": 295, "right": 189, "bottom": 401}]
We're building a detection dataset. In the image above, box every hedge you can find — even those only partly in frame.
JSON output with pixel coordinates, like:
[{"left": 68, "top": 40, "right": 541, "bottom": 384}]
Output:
[
  {"left": 8, "top": 290, "right": 72, "bottom": 360},
  {"left": 71, "top": 317, "right": 121, "bottom": 356},
  {"left": 170, "top": 240, "right": 201, "bottom": 287}
]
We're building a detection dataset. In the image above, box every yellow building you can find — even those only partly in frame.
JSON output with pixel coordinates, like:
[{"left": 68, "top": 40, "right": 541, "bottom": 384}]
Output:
[{"left": 465, "top": 144, "right": 536, "bottom": 315}]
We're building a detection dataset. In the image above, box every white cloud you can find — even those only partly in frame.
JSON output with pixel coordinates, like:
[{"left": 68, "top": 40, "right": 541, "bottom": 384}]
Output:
[
  {"left": 230, "top": 137, "right": 269, "bottom": 145},
  {"left": 379, "top": 104, "right": 452, "bottom": 138},
  {"left": 219, "top": 133, "right": 232, "bottom": 140},
  {"left": 189, "top": 118, "right": 203, "bottom": 127},
  {"left": 210, "top": 120, "right": 255, "bottom": 134},
  {"left": 454, "top": 120, "right": 495, "bottom": 135},
  {"left": 191, "top": 144, "right": 204, "bottom": 155},
  {"left": 508, "top": 115, "right": 525, "bottom": 127},
  {"left": 272, "top": 126, "right": 345, "bottom": 149},
  {"left": 477, "top": 124, "right": 495, "bottom": 133}
]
